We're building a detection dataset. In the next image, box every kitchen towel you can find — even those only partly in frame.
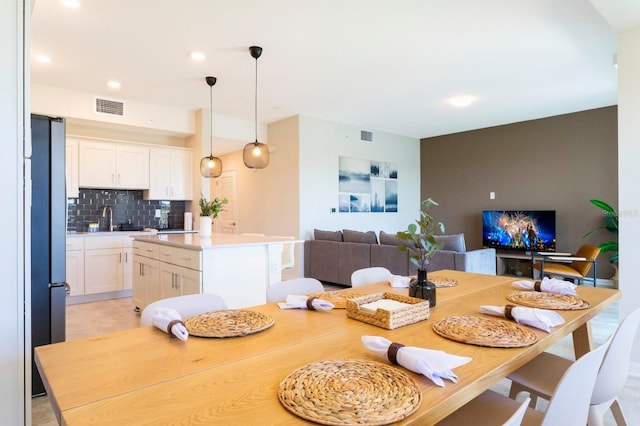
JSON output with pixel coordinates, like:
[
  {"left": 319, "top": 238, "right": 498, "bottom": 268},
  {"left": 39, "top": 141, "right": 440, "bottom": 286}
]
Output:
[
  {"left": 278, "top": 295, "right": 335, "bottom": 311},
  {"left": 512, "top": 276, "right": 578, "bottom": 296},
  {"left": 479, "top": 305, "right": 565, "bottom": 333},
  {"left": 361, "top": 335, "right": 472, "bottom": 387},
  {"left": 152, "top": 307, "right": 189, "bottom": 340}
]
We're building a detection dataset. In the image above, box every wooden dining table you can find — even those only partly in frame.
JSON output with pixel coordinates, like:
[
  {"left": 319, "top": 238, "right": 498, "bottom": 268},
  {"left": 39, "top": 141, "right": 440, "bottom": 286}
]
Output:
[{"left": 35, "top": 270, "right": 620, "bottom": 425}]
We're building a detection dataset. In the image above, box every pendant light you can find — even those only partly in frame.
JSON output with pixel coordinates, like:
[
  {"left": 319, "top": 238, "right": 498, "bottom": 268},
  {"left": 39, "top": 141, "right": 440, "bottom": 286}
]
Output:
[
  {"left": 243, "top": 46, "right": 269, "bottom": 169},
  {"left": 200, "top": 76, "right": 223, "bottom": 178}
]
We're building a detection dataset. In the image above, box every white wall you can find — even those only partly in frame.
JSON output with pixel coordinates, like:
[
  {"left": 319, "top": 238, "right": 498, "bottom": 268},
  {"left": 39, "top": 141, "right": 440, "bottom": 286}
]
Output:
[
  {"left": 298, "top": 115, "right": 421, "bottom": 241},
  {"left": 617, "top": 26, "right": 640, "bottom": 371},
  {"left": 32, "top": 84, "right": 195, "bottom": 136},
  {"left": 2, "top": 1, "right": 27, "bottom": 423}
]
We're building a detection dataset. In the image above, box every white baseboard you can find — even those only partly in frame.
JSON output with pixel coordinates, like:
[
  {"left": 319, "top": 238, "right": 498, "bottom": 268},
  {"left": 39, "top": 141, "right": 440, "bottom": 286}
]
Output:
[{"left": 66, "top": 289, "right": 132, "bottom": 305}]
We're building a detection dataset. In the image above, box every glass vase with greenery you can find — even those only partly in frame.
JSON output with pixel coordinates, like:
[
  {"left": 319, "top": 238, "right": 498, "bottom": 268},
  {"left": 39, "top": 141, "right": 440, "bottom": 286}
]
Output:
[{"left": 396, "top": 198, "right": 445, "bottom": 306}]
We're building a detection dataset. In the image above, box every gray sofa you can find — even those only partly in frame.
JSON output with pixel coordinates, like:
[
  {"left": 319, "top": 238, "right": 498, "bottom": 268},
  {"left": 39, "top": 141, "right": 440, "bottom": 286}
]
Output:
[{"left": 304, "top": 229, "right": 496, "bottom": 286}]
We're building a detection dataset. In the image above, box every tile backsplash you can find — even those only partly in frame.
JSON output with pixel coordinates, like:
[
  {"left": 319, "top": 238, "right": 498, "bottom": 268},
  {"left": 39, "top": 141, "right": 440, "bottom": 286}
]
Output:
[{"left": 67, "top": 189, "right": 186, "bottom": 232}]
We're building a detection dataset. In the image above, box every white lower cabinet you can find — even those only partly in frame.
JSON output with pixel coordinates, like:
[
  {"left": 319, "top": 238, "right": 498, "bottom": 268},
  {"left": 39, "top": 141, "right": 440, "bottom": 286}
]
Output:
[
  {"left": 132, "top": 254, "right": 160, "bottom": 311},
  {"left": 66, "top": 237, "right": 85, "bottom": 296},
  {"left": 160, "top": 262, "right": 201, "bottom": 299},
  {"left": 132, "top": 241, "right": 202, "bottom": 311},
  {"left": 84, "top": 248, "right": 124, "bottom": 294},
  {"left": 82, "top": 235, "right": 134, "bottom": 295}
]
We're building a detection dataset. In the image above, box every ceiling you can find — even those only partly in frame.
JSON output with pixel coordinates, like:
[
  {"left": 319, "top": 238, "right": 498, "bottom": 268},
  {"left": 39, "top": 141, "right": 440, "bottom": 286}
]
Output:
[{"left": 30, "top": 1, "right": 639, "bottom": 153}]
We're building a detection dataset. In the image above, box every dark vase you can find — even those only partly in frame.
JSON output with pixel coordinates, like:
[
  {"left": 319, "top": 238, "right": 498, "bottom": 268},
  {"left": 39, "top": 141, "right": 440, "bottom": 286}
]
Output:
[{"left": 409, "top": 269, "right": 436, "bottom": 307}]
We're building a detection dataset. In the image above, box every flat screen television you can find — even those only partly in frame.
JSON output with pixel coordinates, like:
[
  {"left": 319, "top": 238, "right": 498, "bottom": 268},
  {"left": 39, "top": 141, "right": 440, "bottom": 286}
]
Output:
[{"left": 482, "top": 210, "right": 556, "bottom": 252}]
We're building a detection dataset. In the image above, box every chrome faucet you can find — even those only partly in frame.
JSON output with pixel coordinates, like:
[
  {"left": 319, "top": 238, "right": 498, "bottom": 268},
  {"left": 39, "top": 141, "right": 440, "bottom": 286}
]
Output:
[{"left": 101, "top": 206, "right": 117, "bottom": 232}]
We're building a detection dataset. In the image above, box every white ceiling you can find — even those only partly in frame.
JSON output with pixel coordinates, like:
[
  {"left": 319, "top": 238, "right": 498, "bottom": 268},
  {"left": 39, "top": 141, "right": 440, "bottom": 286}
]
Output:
[{"left": 30, "top": 0, "right": 638, "bottom": 153}]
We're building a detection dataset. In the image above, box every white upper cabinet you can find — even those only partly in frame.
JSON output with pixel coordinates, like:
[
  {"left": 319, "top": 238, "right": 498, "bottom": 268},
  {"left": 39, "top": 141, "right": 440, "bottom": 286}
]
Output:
[
  {"left": 65, "top": 138, "right": 79, "bottom": 198},
  {"left": 78, "top": 140, "right": 149, "bottom": 189},
  {"left": 144, "top": 146, "right": 192, "bottom": 200}
]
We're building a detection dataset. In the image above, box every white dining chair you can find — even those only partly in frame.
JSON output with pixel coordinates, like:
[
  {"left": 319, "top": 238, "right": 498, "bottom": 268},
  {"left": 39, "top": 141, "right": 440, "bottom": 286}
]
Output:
[
  {"left": 503, "top": 397, "right": 531, "bottom": 426},
  {"left": 436, "top": 338, "right": 610, "bottom": 426},
  {"left": 350, "top": 267, "right": 391, "bottom": 287},
  {"left": 508, "top": 306, "right": 640, "bottom": 426},
  {"left": 267, "top": 278, "right": 324, "bottom": 303},
  {"left": 140, "top": 293, "right": 227, "bottom": 326}
]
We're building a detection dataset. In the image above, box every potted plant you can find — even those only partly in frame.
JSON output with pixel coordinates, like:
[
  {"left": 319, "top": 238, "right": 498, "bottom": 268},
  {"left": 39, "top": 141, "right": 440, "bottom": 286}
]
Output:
[
  {"left": 198, "top": 194, "right": 228, "bottom": 237},
  {"left": 583, "top": 199, "right": 618, "bottom": 286},
  {"left": 396, "top": 198, "right": 445, "bottom": 306}
]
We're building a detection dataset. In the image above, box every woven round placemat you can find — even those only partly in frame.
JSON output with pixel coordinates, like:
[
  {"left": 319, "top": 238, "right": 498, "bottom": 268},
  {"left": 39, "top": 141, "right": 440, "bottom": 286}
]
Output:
[
  {"left": 308, "top": 290, "right": 368, "bottom": 309},
  {"left": 278, "top": 359, "right": 422, "bottom": 425},
  {"left": 428, "top": 275, "right": 459, "bottom": 288},
  {"left": 506, "top": 291, "right": 590, "bottom": 310},
  {"left": 433, "top": 315, "right": 538, "bottom": 348},
  {"left": 183, "top": 310, "right": 274, "bottom": 338}
]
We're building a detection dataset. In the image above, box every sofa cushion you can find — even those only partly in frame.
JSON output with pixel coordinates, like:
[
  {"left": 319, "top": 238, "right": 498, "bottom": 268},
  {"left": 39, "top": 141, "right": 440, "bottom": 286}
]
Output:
[
  {"left": 342, "top": 229, "right": 378, "bottom": 244},
  {"left": 434, "top": 233, "right": 466, "bottom": 253},
  {"left": 314, "top": 229, "right": 343, "bottom": 242},
  {"left": 379, "top": 231, "right": 416, "bottom": 248}
]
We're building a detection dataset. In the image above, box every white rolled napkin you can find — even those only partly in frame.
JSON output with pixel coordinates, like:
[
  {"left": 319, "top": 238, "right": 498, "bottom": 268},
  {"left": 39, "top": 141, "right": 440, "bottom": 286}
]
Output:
[
  {"left": 388, "top": 274, "right": 411, "bottom": 288},
  {"left": 152, "top": 307, "right": 189, "bottom": 341},
  {"left": 277, "top": 295, "right": 334, "bottom": 311},
  {"left": 512, "top": 276, "right": 577, "bottom": 296},
  {"left": 361, "top": 335, "right": 472, "bottom": 387},
  {"left": 479, "top": 305, "right": 565, "bottom": 333}
]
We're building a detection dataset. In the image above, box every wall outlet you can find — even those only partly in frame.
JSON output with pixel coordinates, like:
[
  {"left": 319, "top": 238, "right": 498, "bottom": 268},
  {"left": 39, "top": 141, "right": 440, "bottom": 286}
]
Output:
[
  {"left": 155, "top": 209, "right": 161, "bottom": 218},
  {"left": 490, "top": 191, "right": 495, "bottom": 200}
]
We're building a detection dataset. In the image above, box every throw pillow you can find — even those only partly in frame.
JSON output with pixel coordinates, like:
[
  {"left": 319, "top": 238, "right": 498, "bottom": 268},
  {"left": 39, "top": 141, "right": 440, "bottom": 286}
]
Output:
[
  {"left": 314, "top": 229, "right": 343, "bottom": 242},
  {"left": 379, "top": 231, "right": 415, "bottom": 248},
  {"left": 342, "top": 229, "right": 378, "bottom": 244},
  {"left": 434, "top": 233, "right": 466, "bottom": 253}
]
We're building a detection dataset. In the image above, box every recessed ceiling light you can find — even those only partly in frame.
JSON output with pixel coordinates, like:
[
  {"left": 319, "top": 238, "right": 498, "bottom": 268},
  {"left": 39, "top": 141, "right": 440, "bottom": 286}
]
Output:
[
  {"left": 59, "top": 0, "right": 81, "bottom": 8},
  {"left": 449, "top": 96, "right": 475, "bottom": 107},
  {"left": 190, "top": 51, "right": 206, "bottom": 61},
  {"left": 107, "top": 80, "right": 121, "bottom": 89},
  {"left": 35, "top": 55, "right": 52, "bottom": 63}
]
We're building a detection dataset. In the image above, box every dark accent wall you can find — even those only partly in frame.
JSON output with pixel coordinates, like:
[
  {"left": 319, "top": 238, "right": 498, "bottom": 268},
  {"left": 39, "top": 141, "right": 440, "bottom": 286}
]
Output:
[
  {"left": 421, "top": 106, "right": 618, "bottom": 279},
  {"left": 67, "top": 189, "right": 185, "bottom": 232}
]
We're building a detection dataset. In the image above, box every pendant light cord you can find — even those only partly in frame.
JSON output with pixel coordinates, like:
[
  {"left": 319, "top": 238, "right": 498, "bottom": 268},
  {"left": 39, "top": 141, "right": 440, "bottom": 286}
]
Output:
[
  {"left": 210, "top": 82, "right": 214, "bottom": 155},
  {"left": 254, "top": 55, "right": 258, "bottom": 143}
]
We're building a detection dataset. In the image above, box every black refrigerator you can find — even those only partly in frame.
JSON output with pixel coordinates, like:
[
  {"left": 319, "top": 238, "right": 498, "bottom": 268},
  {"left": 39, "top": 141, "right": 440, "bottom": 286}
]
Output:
[{"left": 30, "top": 114, "right": 68, "bottom": 396}]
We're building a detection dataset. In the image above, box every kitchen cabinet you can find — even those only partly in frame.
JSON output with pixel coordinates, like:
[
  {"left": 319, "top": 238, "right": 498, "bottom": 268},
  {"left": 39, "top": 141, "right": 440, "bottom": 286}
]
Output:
[
  {"left": 65, "top": 237, "right": 84, "bottom": 296},
  {"left": 132, "top": 242, "right": 202, "bottom": 309},
  {"left": 78, "top": 139, "right": 149, "bottom": 189},
  {"left": 159, "top": 262, "right": 201, "bottom": 299},
  {"left": 65, "top": 138, "right": 79, "bottom": 198},
  {"left": 144, "top": 146, "right": 192, "bottom": 200},
  {"left": 132, "top": 240, "right": 161, "bottom": 311},
  {"left": 83, "top": 235, "right": 133, "bottom": 295}
]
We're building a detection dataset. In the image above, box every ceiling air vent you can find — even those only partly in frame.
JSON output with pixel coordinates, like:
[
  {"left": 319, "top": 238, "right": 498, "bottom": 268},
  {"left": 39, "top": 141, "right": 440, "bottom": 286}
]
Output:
[
  {"left": 95, "top": 97, "right": 125, "bottom": 116},
  {"left": 360, "top": 130, "right": 373, "bottom": 143}
]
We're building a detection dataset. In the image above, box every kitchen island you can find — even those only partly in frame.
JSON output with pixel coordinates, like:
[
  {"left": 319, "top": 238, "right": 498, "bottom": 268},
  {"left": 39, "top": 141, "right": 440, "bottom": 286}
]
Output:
[{"left": 131, "top": 233, "right": 299, "bottom": 310}]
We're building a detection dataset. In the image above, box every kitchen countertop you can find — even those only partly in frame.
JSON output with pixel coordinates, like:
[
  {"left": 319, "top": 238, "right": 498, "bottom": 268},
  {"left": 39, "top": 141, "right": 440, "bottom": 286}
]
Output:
[
  {"left": 133, "top": 233, "right": 300, "bottom": 250},
  {"left": 67, "top": 229, "right": 158, "bottom": 237}
]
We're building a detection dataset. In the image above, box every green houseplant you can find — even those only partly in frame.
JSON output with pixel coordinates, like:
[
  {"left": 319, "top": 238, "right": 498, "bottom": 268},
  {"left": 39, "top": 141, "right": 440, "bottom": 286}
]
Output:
[
  {"left": 396, "top": 198, "right": 445, "bottom": 306},
  {"left": 583, "top": 199, "right": 618, "bottom": 264},
  {"left": 198, "top": 194, "right": 228, "bottom": 238},
  {"left": 199, "top": 194, "right": 228, "bottom": 219}
]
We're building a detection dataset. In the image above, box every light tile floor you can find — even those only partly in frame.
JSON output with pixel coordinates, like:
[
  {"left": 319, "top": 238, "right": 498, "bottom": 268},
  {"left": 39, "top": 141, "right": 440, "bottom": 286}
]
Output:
[{"left": 32, "top": 296, "right": 639, "bottom": 425}]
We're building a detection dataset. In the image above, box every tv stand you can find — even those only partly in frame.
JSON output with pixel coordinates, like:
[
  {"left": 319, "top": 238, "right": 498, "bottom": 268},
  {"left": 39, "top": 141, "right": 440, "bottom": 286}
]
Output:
[{"left": 495, "top": 251, "right": 539, "bottom": 278}]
